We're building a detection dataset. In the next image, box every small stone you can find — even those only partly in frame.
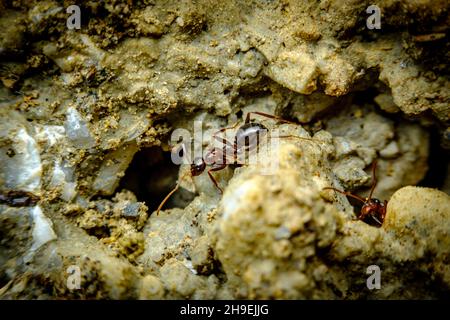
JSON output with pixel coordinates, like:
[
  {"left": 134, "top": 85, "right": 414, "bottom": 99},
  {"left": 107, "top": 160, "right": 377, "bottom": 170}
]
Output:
[
  {"left": 139, "top": 275, "right": 164, "bottom": 299},
  {"left": 117, "top": 201, "right": 142, "bottom": 218},
  {"left": 380, "top": 141, "right": 400, "bottom": 158},
  {"left": 64, "top": 107, "right": 95, "bottom": 149}
]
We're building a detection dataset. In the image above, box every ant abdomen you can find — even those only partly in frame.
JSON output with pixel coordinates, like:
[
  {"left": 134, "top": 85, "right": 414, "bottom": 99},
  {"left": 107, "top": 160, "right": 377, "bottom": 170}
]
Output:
[{"left": 235, "top": 122, "right": 268, "bottom": 154}]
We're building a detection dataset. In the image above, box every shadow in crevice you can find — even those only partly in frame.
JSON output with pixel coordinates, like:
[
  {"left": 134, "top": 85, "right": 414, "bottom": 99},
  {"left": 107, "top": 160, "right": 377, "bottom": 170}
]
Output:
[
  {"left": 418, "top": 127, "right": 449, "bottom": 190},
  {"left": 118, "top": 146, "right": 195, "bottom": 214}
]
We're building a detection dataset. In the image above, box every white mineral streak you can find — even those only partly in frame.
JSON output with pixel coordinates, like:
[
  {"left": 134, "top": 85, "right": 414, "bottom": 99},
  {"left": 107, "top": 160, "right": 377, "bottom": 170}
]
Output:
[
  {"left": 93, "top": 143, "right": 139, "bottom": 195},
  {"left": 65, "top": 106, "right": 95, "bottom": 149},
  {"left": 50, "top": 160, "right": 77, "bottom": 201},
  {"left": 29, "top": 5, "right": 63, "bottom": 24},
  {"left": 183, "top": 259, "right": 198, "bottom": 275},
  {"left": 34, "top": 124, "right": 77, "bottom": 201},
  {"left": 24, "top": 206, "right": 57, "bottom": 262},
  {"left": 34, "top": 125, "right": 66, "bottom": 147},
  {"left": 80, "top": 34, "right": 106, "bottom": 63},
  {"left": 1, "top": 127, "right": 42, "bottom": 192}
]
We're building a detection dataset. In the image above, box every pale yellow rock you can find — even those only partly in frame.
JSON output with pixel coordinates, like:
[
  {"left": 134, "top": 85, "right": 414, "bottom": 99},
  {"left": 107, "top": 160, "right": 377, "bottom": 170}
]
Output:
[{"left": 384, "top": 186, "right": 450, "bottom": 285}]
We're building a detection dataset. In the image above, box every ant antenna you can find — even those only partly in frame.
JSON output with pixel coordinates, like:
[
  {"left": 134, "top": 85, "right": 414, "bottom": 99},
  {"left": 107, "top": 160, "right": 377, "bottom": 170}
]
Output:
[
  {"left": 325, "top": 160, "right": 379, "bottom": 203},
  {"left": 276, "top": 134, "right": 323, "bottom": 145},
  {"left": 156, "top": 142, "right": 191, "bottom": 215},
  {"left": 156, "top": 181, "right": 180, "bottom": 215},
  {"left": 323, "top": 187, "right": 367, "bottom": 204},
  {"left": 245, "top": 111, "right": 298, "bottom": 125},
  {"left": 156, "top": 171, "right": 192, "bottom": 215},
  {"left": 368, "top": 160, "right": 378, "bottom": 200}
]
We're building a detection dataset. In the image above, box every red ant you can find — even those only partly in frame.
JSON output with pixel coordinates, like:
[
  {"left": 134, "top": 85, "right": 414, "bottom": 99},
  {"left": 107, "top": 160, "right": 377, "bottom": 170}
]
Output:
[
  {"left": 156, "top": 111, "right": 316, "bottom": 214},
  {"left": 0, "top": 190, "right": 40, "bottom": 207},
  {"left": 324, "top": 160, "right": 387, "bottom": 227}
]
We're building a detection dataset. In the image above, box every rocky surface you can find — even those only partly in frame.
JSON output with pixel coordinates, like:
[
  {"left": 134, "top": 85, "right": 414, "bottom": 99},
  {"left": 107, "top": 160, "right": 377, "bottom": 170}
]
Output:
[{"left": 0, "top": 0, "right": 449, "bottom": 299}]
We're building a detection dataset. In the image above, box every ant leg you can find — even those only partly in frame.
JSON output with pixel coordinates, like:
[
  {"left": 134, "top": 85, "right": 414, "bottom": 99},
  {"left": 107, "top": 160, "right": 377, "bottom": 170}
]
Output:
[
  {"left": 213, "top": 135, "right": 234, "bottom": 149},
  {"left": 323, "top": 187, "right": 367, "bottom": 204},
  {"left": 276, "top": 134, "right": 313, "bottom": 141},
  {"left": 212, "top": 124, "right": 239, "bottom": 160},
  {"left": 206, "top": 139, "right": 233, "bottom": 166},
  {"left": 368, "top": 160, "right": 378, "bottom": 200},
  {"left": 212, "top": 121, "right": 240, "bottom": 145},
  {"left": 245, "top": 111, "right": 296, "bottom": 125},
  {"left": 156, "top": 183, "right": 180, "bottom": 215},
  {"left": 218, "top": 137, "right": 236, "bottom": 164},
  {"left": 274, "top": 134, "right": 323, "bottom": 146},
  {"left": 207, "top": 164, "right": 227, "bottom": 194}
]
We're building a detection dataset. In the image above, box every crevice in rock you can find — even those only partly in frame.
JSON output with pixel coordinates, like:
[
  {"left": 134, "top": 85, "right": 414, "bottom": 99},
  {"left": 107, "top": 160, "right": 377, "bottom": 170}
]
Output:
[
  {"left": 418, "top": 127, "right": 449, "bottom": 190},
  {"left": 118, "top": 146, "right": 195, "bottom": 214}
]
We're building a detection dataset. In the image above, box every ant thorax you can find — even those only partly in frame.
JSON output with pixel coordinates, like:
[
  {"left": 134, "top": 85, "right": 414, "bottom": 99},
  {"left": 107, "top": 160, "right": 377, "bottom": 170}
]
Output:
[{"left": 204, "top": 147, "right": 226, "bottom": 165}]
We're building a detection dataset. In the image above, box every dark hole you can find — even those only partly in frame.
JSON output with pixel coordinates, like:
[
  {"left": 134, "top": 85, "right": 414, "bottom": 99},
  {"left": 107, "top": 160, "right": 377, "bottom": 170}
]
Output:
[
  {"left": 118, "top": 146, "right": 195, "bottom": 214},
  {"left": 85, "top": 226, "right": 110, "bottom": 239},
  {"left": 6, "top": 148, "right": 15, "bottom": 157},
  {"left": 418, "top": 128, "right": 449, "bottom": 190}
]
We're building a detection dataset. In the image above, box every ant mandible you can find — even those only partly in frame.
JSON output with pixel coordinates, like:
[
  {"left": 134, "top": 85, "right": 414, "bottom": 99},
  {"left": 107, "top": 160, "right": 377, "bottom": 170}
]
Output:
[
  {"left": 323, "top": 160, "right": 387, "bottom": 227},
  {"left": 156, "top": 111, "right": 315, "bottom": 215}
]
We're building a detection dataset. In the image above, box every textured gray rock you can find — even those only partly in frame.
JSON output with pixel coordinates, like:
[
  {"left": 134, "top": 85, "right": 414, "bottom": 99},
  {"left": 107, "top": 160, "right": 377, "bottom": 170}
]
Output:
[{"left": 0, "top": 0, "right": 448, "bottom": 299}]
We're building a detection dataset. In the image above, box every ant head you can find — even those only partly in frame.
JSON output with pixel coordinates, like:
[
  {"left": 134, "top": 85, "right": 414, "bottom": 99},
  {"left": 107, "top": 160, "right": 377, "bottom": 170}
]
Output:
[
  {"left": 361, "top": 198, "right": 382, "bottom": 214},
  {"left": 367, "top": 198, "right": 381, "bottom": 206},
  {"left": 191, "top": 157, "right": 206, "bottom": 176}
]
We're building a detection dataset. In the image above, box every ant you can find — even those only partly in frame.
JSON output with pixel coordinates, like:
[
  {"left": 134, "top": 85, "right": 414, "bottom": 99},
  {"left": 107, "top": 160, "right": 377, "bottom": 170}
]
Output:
[
  {"left": 323, "top": 160, "right": 387, "bottom": 227},
  {"left": 0, "top": 190, "right": 40, "bottom": 207},
  {"left": 156, "top": 111, "right": 316, "bottom": 215}
]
